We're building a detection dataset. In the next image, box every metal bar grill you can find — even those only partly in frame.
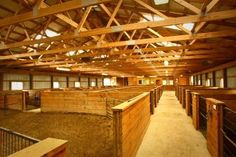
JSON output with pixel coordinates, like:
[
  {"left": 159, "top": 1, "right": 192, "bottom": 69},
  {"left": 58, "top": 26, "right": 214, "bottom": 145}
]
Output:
[
  {"left": 0, "top": 127, "right": 39, "bottom": 157},
  {"left": 189, "top": 92, "right": 192, "bottom": 116},
  {"left": 222, "top": 107, "right": 236, "bottom": 157},
  {"left": 199, "top": 96, "right": 207, "bottom": 137}
]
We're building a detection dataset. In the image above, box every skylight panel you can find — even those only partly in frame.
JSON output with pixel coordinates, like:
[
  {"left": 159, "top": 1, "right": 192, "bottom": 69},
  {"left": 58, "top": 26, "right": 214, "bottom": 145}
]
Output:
[
  {"left": 154, "top": 0, "right": 169, "bottom": 5},
  {"left": 45, "top": 29, "right": 60, "bottom": 37},
  {"left": 183, "top": 23, "right": 194, "bottom": 31}
]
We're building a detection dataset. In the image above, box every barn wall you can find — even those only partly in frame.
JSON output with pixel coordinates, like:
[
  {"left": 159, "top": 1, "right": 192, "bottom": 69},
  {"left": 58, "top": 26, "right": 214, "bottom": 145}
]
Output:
[
  {"left": 227, "top": 66, "right": 236, "bottom": 88},
  {"left": 191, "top": 61, "right": 236, "bottom": 88},
  {"left": 3, "top": 73, "right": 30, "bottom": 90},
  {"left": 215, "top": 70, "right": 223, "bottom": 88},
  {"left": 33, "top": 75, "right": 51, "bottom": 89},
  {"left": 0, "top": 71, "right": 104, "bottom": 91}
]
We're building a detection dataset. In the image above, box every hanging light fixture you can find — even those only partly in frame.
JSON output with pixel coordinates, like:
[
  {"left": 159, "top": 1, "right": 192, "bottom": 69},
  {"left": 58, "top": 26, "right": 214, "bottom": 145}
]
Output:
[{"left": 164, "top": 60, "right": 169, "bottom": 66}]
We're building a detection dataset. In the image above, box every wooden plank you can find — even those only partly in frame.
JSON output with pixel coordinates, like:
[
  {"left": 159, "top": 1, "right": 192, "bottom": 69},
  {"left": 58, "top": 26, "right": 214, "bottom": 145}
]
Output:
[{"left": 8, "top": 138, "right": 67, "bottom": 157}]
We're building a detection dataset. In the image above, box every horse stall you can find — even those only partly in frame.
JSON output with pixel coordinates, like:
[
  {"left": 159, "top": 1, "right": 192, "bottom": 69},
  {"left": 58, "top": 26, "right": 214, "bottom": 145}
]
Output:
[
  {"left": 0, "top": 91, "right": 26, "bottom": 111},
  {"left": 39, "top": 85, "right": 162, "bottom": 157},
  {"left": 112, "top": 92, "right": 150, "bottom": 157},
  {"left": 205, "top": 98, "right": 236, "bottom": 157},
  {"left": 180, "top": 86, "right": 218, "bottom": 108},
  {"left": 189, "top": 89, "right": 236, "bottom": 131}
]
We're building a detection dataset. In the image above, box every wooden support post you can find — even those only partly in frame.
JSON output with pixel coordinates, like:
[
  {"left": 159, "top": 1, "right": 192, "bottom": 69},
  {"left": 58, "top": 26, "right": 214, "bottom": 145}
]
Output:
[
  {"left": 88, "top": 77, "right": 91, "bottom": 87},
  {"left": 212, "top": 71, "right": 216, "bottom": 87},
  {"left": 0, "top": 73, "right": 3, "bottom": 91},
  {"left": 196, "top": 75, "right": 199, "bottom": 85},
  {"left": 66, "top": 76, "right": 69, "bottom": 88},
  {"left": 200, "top": 74, "right": 202, "bottom": 86},
  {"left": 223, "top": 69, "right": 227, "bottom": 88},
  {"left": 29, "top": 74, "right": 33, "bottom": 90},
  {"left": 96, "top": 78, "right": 98, "bottom": 87},
  {"left": 50, "top": 75, "right": 53, "bottom": 88}
]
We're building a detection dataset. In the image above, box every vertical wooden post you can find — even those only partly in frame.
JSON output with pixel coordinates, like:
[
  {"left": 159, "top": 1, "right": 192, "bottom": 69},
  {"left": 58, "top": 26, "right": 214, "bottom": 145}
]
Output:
[
  {"left": 96, "top": 78, "right": 98, "bottom": 87},
  {"left": 88, "top": 77, "right": 90, "bottom": 87},
  {"left": 212, "top": 71, "right": 216, "bottom": 87},
  {"left": 0, "top": 73, "right": 3, "bottom": 91},
  {"left": 29, "top": 74, "right": 33, "bottom": 90},
  {"left": 22, "top": 92, "right": 26, "bottom": 111},
  {"left": 66, "top": 76, "right": 69, "bottom": 88},
  {"left": 223, "top": 69, "right": 227, "bottom": 88},
  {"left": 200, "top": 74, "right": 202, "bottom": 85},
  {"left": 50, "top": 75, "right": 53, "bottom": 88}
]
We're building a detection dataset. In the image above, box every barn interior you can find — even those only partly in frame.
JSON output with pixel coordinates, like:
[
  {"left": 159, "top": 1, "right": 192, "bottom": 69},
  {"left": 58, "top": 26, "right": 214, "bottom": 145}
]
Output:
[{"left": 0, "top": 0, "right": 236, "bottom": 157}]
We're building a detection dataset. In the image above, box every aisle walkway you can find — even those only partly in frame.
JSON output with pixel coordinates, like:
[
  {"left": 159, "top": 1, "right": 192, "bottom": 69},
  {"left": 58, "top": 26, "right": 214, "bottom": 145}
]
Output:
[{"left": 136, "top": 91, "right": 211, "bottom": 157}]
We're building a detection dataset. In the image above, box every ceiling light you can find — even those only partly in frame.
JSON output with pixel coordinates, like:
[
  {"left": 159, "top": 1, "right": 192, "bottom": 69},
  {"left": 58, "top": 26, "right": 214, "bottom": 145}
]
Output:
[
  {"left": 149, "top": 76, "right": 157, "bottom": 78},
  {"left": 56, "top": 67, "right": 71, "bottom": 71},
  {"left": 137, "top": 76, "right": 144, "bottom": 78},
  {"left": 164, "top": 60, "right": 169, "bottom": 66},
  {"left": 102, "top": 73, "right": 108, "bottom": 76}
]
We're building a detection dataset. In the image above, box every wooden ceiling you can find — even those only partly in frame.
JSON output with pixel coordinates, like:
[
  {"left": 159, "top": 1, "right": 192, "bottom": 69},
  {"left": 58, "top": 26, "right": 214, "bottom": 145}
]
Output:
[{"left": 0, "top": 0, "right": 236, "bottom": 77}]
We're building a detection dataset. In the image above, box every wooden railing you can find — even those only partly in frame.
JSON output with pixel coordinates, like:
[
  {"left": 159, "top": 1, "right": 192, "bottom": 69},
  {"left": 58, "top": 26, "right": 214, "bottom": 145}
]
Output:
[
  {"left": 0, "top": 127, "right": 39, "bottom": 157},
  {"left": 112, "top": 92, "right": 150, "bottom": 157}
]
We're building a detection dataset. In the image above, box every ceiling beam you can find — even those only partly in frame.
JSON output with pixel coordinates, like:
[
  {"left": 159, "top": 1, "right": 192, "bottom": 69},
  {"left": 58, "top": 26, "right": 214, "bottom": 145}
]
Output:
[
  {"left": 1, "top": 30, "right": 236, "bottom": 60},
  {"left": 0, "top": 0, "right": 111, "bottom": 28},
  {"left": 1, "top": 9, "right": 235, "bottom": 50}
]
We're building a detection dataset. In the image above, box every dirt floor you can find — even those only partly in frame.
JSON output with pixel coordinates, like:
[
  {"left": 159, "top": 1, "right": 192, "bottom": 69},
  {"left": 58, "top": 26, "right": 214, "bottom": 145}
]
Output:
[{"left": 0, "top": 110, "right": 113, "bottom": 157}]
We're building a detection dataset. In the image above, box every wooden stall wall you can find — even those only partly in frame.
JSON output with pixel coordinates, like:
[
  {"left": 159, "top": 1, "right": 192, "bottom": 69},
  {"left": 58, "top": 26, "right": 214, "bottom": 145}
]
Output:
[
  {"left": 41, "top": 91, "right": 108, "bottom": 115},
  {"left": 178, "top": 76, "right": 189, "bottom": 85},
  {"left": 0, "top": 91, "right": 25, "bottom": 110},
  {"left": 113, "top": 93, "right": 150, "bottom": 157},
  {"left": 128, "top": 77, "right": 138, "bottom": 86}
]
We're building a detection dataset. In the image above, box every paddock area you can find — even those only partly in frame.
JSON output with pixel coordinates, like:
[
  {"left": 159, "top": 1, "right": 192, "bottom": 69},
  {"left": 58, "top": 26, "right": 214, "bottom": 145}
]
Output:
[{"left": 0, "top": 110, "right": 114, "bottom": 157}]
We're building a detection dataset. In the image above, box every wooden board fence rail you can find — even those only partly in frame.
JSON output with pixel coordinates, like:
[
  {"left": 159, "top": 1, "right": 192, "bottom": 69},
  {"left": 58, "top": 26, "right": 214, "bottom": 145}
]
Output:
[
  {"left": 112, "top": 92, "right": 150, "bottom": 157},
  {"left": 190, "top": 90, "right": 236, "bottom": 130},
  {"left": 0, "top": 91, "right": 26, "bottom": 111},
  {"left": 40, "top": 85, "right": 158, "bottom": 116},
  {"left": 8, "top": 138, "right": 68, "bottom": 157},
  {"left": 205, "top": 98, "right": 236, "bottom": 157}
]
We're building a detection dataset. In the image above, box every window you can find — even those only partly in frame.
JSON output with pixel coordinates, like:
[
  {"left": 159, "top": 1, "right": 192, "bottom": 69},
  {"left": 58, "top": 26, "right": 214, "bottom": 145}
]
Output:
[
  {"left": 198, "top": 80, "right": 201, "bottom": 85},
  {"left": 104, "top": 78, "right": 111, "bottom": 86},
  {"left": 220, "top": 78, "right": 224, "bottom": 88},
  {"left": 75, "top": 82, "right": 80, "bottom": 88},
  {"left": 53, "top": 82, "right": 60, "bottom": 88},
  {"left": 91, "top": 82, "right": 96, "bottom": 87},
  {"left": 162, "top": 80, "right": 167, "bottom": 85},
  {"left": 11, "top": 82, "right": 23, "bottom": 90},
  {"left": 206, "top": 79, "right": 210, "bottom": 86},
  {"left": 169, "top": 80, "right": 174, "bottom": 85}
]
